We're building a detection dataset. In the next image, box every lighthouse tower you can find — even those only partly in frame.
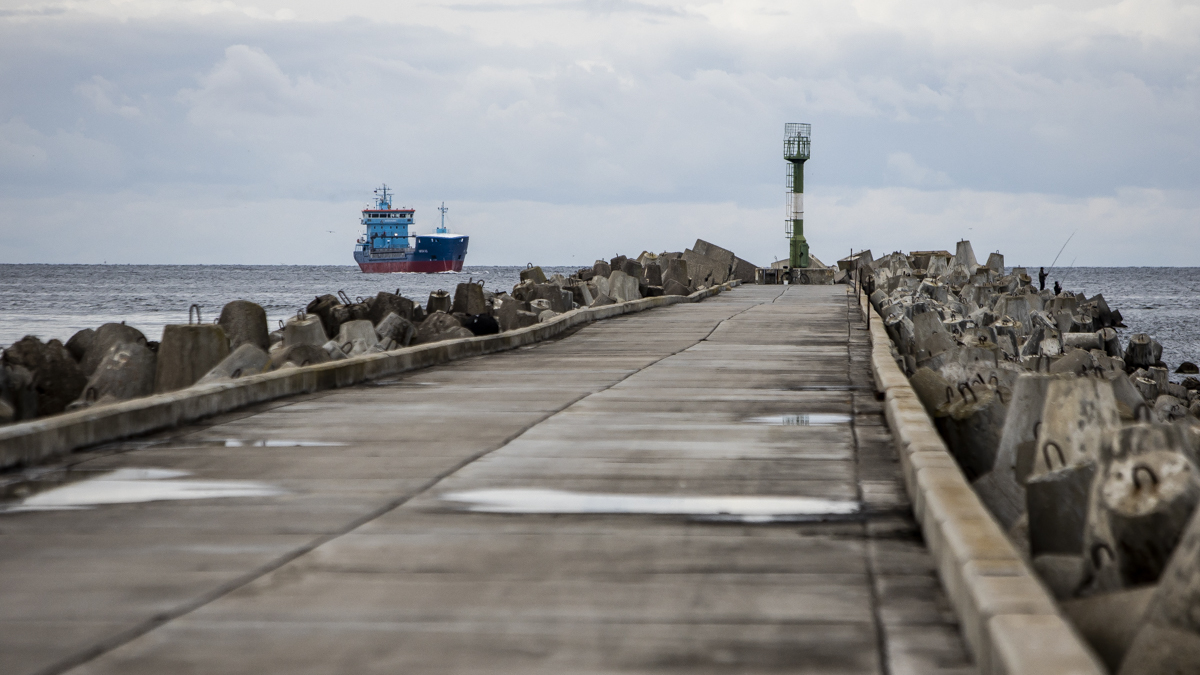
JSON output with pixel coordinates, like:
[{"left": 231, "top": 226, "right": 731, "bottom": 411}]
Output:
[{"left": 783, "top": 123, "right": 811, "bottom": 269}]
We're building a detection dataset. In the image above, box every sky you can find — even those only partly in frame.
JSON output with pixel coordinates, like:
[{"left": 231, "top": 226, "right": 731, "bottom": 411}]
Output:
[{"left": 0, "top": 0, "right": 1197, "bottom": 267}]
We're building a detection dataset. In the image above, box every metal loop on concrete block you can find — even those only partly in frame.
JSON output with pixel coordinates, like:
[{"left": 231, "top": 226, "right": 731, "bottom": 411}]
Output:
[{"left": 1042, "top": 441, "right": 1066, "bottom": 471}]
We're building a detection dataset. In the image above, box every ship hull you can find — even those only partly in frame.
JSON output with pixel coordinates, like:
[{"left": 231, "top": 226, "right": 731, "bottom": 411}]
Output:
[
  {"left": 354, "top": 234, "right": 469, "bottom": 274},
  {"left": 357, "top": 259, "right": 464, "bottom": 273}
]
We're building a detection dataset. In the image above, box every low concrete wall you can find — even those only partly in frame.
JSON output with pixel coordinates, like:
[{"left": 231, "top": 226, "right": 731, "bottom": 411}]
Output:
[
  {"left": 858, "top": 289, "right": 1105, "bottom": 675},
  {"left": 0, "top": 283, "right": 738, "bottom": 470}
]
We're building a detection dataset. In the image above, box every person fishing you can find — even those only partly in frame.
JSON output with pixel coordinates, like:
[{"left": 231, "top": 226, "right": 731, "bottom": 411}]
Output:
[
  {"left": 1053, "top": 280, "right": 1062, "bottom": 296},
  {"left": 1039, "top": 267, "right": 1048, "bottom": 291}
]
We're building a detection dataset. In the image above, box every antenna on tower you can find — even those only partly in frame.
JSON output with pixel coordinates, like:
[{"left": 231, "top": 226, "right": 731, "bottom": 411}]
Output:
[
  {"left": 783, "top": 123, "right": 811, "bottom": 269},
  {"left": 437, "top": 202, "right": 448, "bottom": 234}
]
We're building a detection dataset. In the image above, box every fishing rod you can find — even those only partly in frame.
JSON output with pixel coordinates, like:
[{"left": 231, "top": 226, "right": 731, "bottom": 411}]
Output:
[
  {"left": 1058, "top": 256, "right": 1078, "bottom": 287},
  {"left": 1047, "top": 229, "right": 1077, "bottom": 274}
]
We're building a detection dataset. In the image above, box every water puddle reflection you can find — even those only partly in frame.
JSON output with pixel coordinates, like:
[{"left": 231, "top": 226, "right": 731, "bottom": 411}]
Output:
[
  {"left": 441, "top": 488, "right": 860, "bottom": 523},
  {"left": 745, "top": 414, "right": 851, "bottom": 426},
  {"left": 1, "top": 468, "right": 284, "bottom": 512},
  {"left": 221, "top": 439, "right": 345, "bottom": 447}
]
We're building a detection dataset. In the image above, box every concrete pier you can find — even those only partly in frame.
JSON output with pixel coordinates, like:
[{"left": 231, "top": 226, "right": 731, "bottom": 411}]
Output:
[{"left": 1, "top": 286, "right": 972, "bottom": 674}]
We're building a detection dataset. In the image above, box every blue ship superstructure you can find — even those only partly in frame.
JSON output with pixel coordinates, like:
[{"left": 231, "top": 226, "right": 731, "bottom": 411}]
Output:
[{"left": 353, "top": 185, "right": 468, "bottom": 273}]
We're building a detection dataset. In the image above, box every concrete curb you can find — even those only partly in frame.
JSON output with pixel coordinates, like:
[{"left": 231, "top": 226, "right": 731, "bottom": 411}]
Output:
[
  {"left": 857, "top": 289, "right": 1105, "bottom": 675},
  {"left": 0, "top": 282, "right": 739, "bottom": 470}
]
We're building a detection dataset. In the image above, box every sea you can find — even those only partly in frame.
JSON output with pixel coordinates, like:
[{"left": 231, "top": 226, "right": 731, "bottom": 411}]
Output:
[{"left": 1, "top": 265, "right": 1197, "bottom": 379}]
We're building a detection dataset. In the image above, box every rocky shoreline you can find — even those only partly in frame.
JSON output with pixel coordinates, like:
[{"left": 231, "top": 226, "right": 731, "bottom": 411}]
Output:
[{"left": 862, "top": 241, "right": 1200, "bottom": 674}]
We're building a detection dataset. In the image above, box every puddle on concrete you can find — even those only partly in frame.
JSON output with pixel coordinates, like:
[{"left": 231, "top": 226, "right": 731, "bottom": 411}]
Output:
[
  {"left": 441, "top": 488, "right": 860, "bottom": 523},
  {"left": 1, "top": 468, "right": 284, "bottom": 513},
  {"left": 221, "top": 439, "right": 346, "bottom": 447},
  {"left": 745, "top": 414, "right": 852, "bottom": 426},
  {"left": 366, "top": 380, "right": 439, "bottom": 388},
  {"left": 787, "top": 385, "right": 874, "bottom": 392}
]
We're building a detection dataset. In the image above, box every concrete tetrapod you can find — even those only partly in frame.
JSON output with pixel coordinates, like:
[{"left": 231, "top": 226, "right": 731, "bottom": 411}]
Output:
[
  {"left": 1061, "top": 586, "right": 1157, "bottom": 673},
  {"left": 304, "top": 294, "right": 341, "bottom": 338},
  {"left": 283, "top": 315, "right": 327, "bottom": 348},
  {"left": 1119, "top": 503, "right": 1200, "bottom": 674},
  {"left": 452, "top": 282, "right": 488, "bottom": 316},
  {"left": 973, "top": 373, "right": 1062, "bottom": 530},
  {"left": 196, "top": 343, "right": 270, "bottom": 384},
  {"left": 937, "top": 382, "right": 1009, "bottom": 481},
  {"left": 1125, "top": 333, "right": 1163, "bottom": 371},
  {"left": 607, "top": 270, "right": 641, "bottom": 303},
  {"left": 1081, "top": 424, "right": 1200, "bottom": 595},
  {"left": 336, "top": 320, "right": 378, "bottom": 351},
  {"left": 589, "top": 293, "right": 616, "bottom": 307},
  {"left": 2, "top": 336, "right": 87, "bottom": 416},
  {"left": 375, "top": 312, "right": 416, "bottom": 348},
  {"left": 154, "top": 324, "right": 230, "bottom": 393},
  {"left": 72, "top": 341, "right": 157, "bottom": 408},
  {"left": 912, "top": 310, "right": 955, "bottom": 365},
  {"left": 65, "top": 328, "right": 94, "bottom": 362},
  {"left": 268, "top": 343, "right": 330, "bottom": 370},
  {"left": 1025, "top": 377, "right": 1120, "bottom": 565},
  {"left": 519, "top": 265, "right": 547, "bottom": 284},
  {"left": 217, "top": 300, "right": 269, "bottom": 352},
  {"left": 662, "top": 257, "right": 690, "bottom": 290},
  {"left": 79, "top": 323, "right": 148, "bottom": 377},
  {"left": 414, "top": 311, "right": 473, "bottom": 345},
  {"left": 368, "top": 291, "right": 415, "bottom": 324},
  {"left": 494, "top": 297, "right": 527, "bottom": 332},
  {"left": 427, "top": 289, "right": 452, "bottom": 314}
]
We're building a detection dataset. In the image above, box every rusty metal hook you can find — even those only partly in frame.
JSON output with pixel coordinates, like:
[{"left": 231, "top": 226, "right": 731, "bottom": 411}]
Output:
[
  {"left": 1132, "top": 463, "right": 1159, "bottom": 491},
  {"left": 945, "top": 386, "right": 955, "bottom": 404},
  {"left": 338, "top": 290, "right": 352, "bottom": 305},
  {"left": 1091, "top": 542, "right": 1115, "bottom": 568},
  {"left": 958, "top": 382, "right": 978, "bottom": 403},
  {"left": 1042, "top": 441, "right": 1066, "bottom": 471},
  {"left": 189, "top": 304, "right": 202, "bottom": 325}
]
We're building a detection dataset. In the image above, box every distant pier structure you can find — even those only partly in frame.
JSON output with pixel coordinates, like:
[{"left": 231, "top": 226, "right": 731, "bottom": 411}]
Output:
[{"left": 783, "top": 122, "right": 811, "bottom": 269}]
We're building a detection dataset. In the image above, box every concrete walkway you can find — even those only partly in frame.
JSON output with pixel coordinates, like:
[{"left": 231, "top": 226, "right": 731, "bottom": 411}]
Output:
[{"left": 1, "top": 285, "right": 973, "bottom": 674}]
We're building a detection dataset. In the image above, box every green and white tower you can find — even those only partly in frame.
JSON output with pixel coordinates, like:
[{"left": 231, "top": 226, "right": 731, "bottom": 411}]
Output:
[{"left": 783, "top": 122, "right": 811, "bottom": 269}]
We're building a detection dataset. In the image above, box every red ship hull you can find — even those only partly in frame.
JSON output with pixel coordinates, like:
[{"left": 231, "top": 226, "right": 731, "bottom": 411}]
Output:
[{"left": 356, "top": 259, "right": 464, "bottom": 273}]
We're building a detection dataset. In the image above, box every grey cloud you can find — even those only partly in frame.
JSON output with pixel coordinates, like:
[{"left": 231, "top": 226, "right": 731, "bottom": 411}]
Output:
[{"left": 0, "top": 5, "right": 1196, "bottom": 264}]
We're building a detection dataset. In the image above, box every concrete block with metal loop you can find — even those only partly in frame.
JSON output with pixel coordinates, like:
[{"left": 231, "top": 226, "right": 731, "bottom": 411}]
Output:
[{"left": 154, "top": 305, "right": 230, "bottom": 393}]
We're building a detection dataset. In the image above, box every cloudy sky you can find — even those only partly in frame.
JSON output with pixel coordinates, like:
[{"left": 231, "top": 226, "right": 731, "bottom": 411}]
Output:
[{"left": 0, "top": 0, "right": 1196, "bottom": 266}]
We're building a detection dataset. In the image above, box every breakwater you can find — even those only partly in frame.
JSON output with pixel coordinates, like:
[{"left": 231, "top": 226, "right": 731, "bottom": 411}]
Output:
[
  {"left": 861, "top": 241, "right": 1200, "bottom": 674},
  {"left": 0, "top": 240, "right": 752, "bottom": 430}
]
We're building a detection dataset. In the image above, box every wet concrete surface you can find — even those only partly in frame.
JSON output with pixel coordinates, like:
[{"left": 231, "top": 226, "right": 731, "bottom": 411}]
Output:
[{"left": 0, "top": 285, "right": 974, "bottom": 674}]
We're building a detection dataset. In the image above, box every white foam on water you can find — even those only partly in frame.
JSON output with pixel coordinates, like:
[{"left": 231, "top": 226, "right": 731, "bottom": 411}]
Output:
[
  {"left": 441, "top": 488, "right": 860, "bottom": 522},
  {"left": 745, "top": 414, "right": 852, "bottom": 426},
  {"left": 2, "top": 468, "right": 285, "bottom": 512}
]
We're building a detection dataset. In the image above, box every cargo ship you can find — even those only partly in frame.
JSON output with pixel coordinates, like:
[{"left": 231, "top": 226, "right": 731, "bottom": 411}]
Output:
[{"left": 353, "top": 185, "right": 468, "bottom": 273}]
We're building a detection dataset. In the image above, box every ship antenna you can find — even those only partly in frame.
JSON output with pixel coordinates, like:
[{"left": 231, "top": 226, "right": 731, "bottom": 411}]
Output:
[
  {"left": 374, "top": 184, "right": 392, "bottom": 210},
  {"left": 439, "top": 202, "right": 448, "bottom": 228}
]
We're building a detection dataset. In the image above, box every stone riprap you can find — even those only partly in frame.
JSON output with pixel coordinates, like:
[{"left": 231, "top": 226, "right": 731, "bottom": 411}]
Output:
[{"left": 861, "top": 241, "right": 1200, "bottom": 674}]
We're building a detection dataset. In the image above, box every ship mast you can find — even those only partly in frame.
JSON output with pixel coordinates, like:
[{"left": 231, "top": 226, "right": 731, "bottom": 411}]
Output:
[
  {"left": 374, "top": 184, "right": 392, "bottom": 210},
  {"left": 437, "top": 202, "right": 448, "bottom": 234}
]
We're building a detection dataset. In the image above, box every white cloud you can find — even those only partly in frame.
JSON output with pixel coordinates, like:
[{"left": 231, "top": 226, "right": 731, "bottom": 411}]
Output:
[
  {"left": 179, "top": 45, "right": 324, "bottom": 123},
  {"left": 75, "top": 76, "right": 143, "bottom": 118}
]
